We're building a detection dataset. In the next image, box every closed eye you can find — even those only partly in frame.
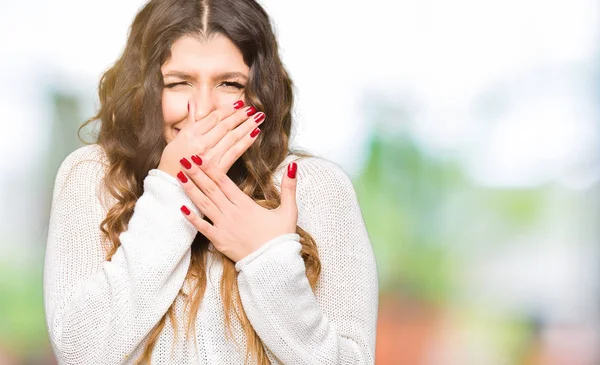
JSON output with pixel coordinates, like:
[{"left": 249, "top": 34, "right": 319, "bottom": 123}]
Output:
[
  {"left": 164, "top": 81, "right": 245, "bottom": 89},
  {"left": 164, "top": 81, "right": 191, "bottom": 88},
  {"left": 220, "top": 81, "right": 245, "bottom": 89}
]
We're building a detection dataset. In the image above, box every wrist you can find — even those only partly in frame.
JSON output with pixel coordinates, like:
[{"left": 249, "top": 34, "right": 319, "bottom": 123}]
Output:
[
  {"left": 157, "top": 162, "right": 179, "bottom": 178},
  {"left": 235, "top": 233, "right": 300, "bottom": 272}
]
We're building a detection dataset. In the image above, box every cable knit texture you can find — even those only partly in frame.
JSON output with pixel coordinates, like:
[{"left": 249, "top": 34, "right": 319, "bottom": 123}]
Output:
[{"left": 43, "top": 144, "right": 379, "bottom": 364}]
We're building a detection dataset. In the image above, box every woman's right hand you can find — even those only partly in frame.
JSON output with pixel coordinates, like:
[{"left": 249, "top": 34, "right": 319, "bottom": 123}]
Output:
[{"left": 158, "top": 100, "right": 265, "bottom": 178}]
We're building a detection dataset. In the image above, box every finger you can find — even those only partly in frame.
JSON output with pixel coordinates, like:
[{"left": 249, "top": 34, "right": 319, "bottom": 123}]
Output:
[
  {"left": 188, "top": 99, "right": 195, "bottom": 124},
  {"left": 201, "top": 105, "right": 258, "bottom": 153},
  {"left": 180, "top": 204, "right": 218, "bottom": 242},
  {"left": 209, "top": 111, "right": 265, "bottom": 167},
  {"left": 218, "top": 123, "right": 261, "bottom": 171},
  {"left": 200, "top": 157, "right": 255, "bottom": 208},
  {"left": 191, "top": 103, "right": 222, "bottom": 136},
  {"left": 196, "top": 99, "right": 242, "bottom": 134},
  {"left": 280, "top": 162, "right": 298, "bottom": 215},
  {"left": 180, "top": 100, "right": 219, "bottom": 136},
  {"left": 181, "top": 156, "right": 235, "bottom": 216},
  {"left": 176, "top": 168, "right": 223, "bottom": 223}
]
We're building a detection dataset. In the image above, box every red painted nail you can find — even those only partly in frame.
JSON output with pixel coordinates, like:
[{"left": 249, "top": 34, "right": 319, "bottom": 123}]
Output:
[
  {"left": 180, "top": 158, "right": 192, "bottom": 169},
  {"left": 177, "top": 171, "right": 188, "bottom": 183},
  {"left": 233, "top": 100, "right": 245, "bottom": 109},
  {"left": 287, "top": 162, "right": 297, "bottom": 179},
  {"left": 246, "top": 106, "right": 257, "bottom": 116},
  {"left": 187, "top": 101, "right": 190, "bottom": 112},
  {"left": 250, "top": 127, "right": 261, "bottom": 138},
  {"left": 254, "top": 112, "right": 265, "bottom": 123},
  {"left": 191, "top": 155, "right": 203, "bottom": 166},
  {"left": 181, "top": 205, "right": 191, "bottom": 215}
]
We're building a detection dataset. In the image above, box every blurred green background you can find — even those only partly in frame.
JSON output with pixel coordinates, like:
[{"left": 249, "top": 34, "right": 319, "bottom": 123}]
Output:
[{"left": 1, "top": 0, "right": 599, "bottom": 364}]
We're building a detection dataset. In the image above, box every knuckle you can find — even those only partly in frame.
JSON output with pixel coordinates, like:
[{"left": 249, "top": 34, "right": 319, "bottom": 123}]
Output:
[
  {"left": 196, "top": 145, "right": 208, "bottom": 155},
  {"left": 235, "top": 141, "right": 252, "bottom": 153},
  {"left": 229, "top": 131, "right": 241, "bottom": 143},
  {"left": 225, "top": 148, "right": 240, "bottom": 161},
  {"left": 219, "top": 117, "right": 233, "bottom": 132},
  {"left": 203, "top": 157, "right": 216, "bottom": 170},
  {"left": 217, "top": 135, "right": 232, "bottom": 151},
  {"left": 225, "top": 120, "right": 235, "bottom": 132},
  {"left": 186, "top": 168, "right": 200, "bottom": 182},
  {"left": 217, "top": 157, "right": 233, "bottom": 173},
  {"left": 204, "top": 182, "right": 219, "bottom": 196},
  {"left": 216, "top": 173, "right": 229, "bottom": 186},
  {"left": 202, "top": 152, "right": 213, "bottom": 164},
  {"left": 198, "top": 195, "right": 212, "bottom": 212},
  {"left": 181, "top": 180, "right": 195, "bottom": 194},
  {"left": 190, "top": 123, "right": 203, "bottom": 136},
  {"left": 231, "top": 129, "right": 244, "bottom": 142},
  {"left": 188, "top": 213, "right": 201, "bottom": 226},
  {"left": 206, "top": 110, "right": 220, "bottom": 123}
]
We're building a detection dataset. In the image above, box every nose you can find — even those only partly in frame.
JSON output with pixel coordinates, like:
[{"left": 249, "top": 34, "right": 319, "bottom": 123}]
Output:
[{"left": 192, "top": 87, "right": 218, "bottom": 122}]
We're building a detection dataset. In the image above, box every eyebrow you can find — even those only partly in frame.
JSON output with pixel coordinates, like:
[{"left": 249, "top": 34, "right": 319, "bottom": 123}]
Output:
[{"left": 162, "top": 71, "right": 248, "bottom": 81}]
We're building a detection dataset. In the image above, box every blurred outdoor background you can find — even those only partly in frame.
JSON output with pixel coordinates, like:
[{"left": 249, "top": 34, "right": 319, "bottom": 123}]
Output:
[{"left": 1, "top": 0, "right": 599, "bottom": 364}]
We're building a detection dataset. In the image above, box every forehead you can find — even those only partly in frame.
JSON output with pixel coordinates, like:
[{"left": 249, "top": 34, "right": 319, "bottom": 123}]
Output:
[{"left": 161, "top": 34, "right": 249, "bottom": 75}]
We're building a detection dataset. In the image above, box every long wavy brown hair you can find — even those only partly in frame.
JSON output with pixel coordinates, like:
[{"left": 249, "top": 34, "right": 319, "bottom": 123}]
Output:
[{"left": 78, "top": 0, "right": 321, "bottom": 363}]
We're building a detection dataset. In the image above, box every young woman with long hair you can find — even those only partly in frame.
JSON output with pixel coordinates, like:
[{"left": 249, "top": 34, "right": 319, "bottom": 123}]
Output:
[{"left": 43, "top": 0, "right": 378, "bottom": 363}]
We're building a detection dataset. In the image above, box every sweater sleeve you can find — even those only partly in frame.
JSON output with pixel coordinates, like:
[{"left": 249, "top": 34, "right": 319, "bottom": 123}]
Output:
[
  {"left": 234, "top": 157, "right": 379, "bottom": 364},
  {"left": 43, "top": 146, "right": 201, "bottom": 365}
]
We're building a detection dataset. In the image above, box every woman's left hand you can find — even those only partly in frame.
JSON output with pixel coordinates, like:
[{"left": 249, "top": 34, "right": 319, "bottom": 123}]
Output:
[{"left": 176, "top": 155, "right": 298, "bottom": 263}]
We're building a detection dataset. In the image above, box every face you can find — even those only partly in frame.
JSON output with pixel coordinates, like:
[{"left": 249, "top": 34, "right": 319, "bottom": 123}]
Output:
[{"left": 161, "top": 34, "right": 249, "bottom": 143}]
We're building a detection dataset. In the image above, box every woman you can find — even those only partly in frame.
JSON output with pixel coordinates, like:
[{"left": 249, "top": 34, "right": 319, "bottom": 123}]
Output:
[{"left": 43, "top": 0, "right": 379, "bottom": 364}]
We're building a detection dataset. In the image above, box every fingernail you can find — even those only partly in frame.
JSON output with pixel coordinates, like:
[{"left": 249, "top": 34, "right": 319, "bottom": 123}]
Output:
[
  {"left": 287, "top": 162, "right": 297, "bottom": 179},
  {"left": 246, "top": 106, "right": 257, "bottom": 116},
  {"left": 187, "top": 101, "right": 190, "bottom": 112},
  {"left": 250, "top": 127, "right": 261, "bottom": 138},
  {"left": 191, "top": 155, "right": 203, "bottom": 166},
  {"left": 254, "top": 112, "right": 265, "bottom": 123},
  {"left": 233, "top": 100, "right": 245, "bottom": 109},
  {"left": 177, "top": 171, "right": 188, "bottom": 183},
  {"left": 181, "top": 205, "right": 191, "bottom": 215},
  {"left": 180, "top": 158, "right": 192, "bottom": 169}
]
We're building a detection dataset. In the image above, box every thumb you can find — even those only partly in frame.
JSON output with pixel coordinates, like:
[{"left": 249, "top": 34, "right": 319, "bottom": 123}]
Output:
[{"left": 280, "top": 162, "right": 298, "bottom": 215}]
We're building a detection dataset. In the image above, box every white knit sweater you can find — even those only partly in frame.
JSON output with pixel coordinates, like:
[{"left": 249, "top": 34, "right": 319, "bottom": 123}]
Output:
[{"left": 43, "top": 144, "right": 379, "bottom": 364}]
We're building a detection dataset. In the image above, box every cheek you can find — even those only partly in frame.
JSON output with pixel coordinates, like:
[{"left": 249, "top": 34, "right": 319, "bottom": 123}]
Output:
[{"left": 162, "top": 91, "right": 188, "bottom": 125}]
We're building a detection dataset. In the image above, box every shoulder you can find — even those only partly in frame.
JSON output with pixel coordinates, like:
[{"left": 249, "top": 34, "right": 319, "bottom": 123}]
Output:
[
  {"left": 59, "top": 144, "right": 108, "bottom": 170},
  {"left": 53, "top": 144, "right": 110, "bottom": 202},
  {"left": 297, "top": 156, "right": 353, "bottom": 188},
  {"left": 276, "top": 153, "right": 357, "bottom": 204}
]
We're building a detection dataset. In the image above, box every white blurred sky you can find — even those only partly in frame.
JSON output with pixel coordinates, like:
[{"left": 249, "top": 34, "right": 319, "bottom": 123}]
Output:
[{"left": 1, "top": 0, "right": 599, "bottom": 186}]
